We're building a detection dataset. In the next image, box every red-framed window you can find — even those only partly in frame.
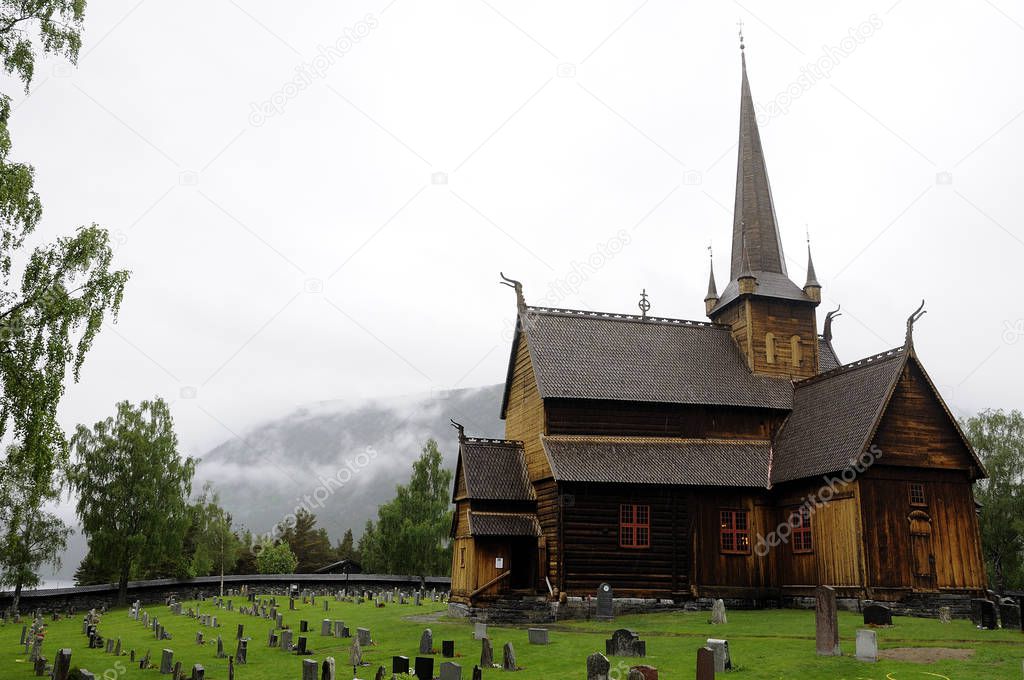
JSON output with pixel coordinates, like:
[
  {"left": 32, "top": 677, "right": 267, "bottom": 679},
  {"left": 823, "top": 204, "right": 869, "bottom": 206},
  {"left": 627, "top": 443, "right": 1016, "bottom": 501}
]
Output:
[
  {"left": 720, "top": 509, "right": 750, "bottom": 554},
  {"left": 791, "top": 506, "right": 813, "bottom": 554},
  {"left": 619, "top": 504, "right": 650, "bottom": 549},
  {"left": 909, "top": 483, "right": 926, "bottom": 507}
]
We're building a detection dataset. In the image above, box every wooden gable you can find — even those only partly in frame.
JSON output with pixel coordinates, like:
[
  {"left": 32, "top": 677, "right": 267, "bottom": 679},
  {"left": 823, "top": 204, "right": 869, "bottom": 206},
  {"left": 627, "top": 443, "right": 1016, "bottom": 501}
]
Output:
[
  {"left": 870, "top": 356, "right": 984, "bottom": 476},
  {"left": 502, "top": 324, "right": 551, "bottom": 481}
]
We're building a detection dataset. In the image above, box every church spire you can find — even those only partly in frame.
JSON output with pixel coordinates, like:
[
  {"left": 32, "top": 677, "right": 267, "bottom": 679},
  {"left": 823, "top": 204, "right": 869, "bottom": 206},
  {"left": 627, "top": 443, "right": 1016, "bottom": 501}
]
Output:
[
  {"left": 803, "top": 240, "right": 821, "bottom": 302},
  {"left": 704, "top": 246, "right": 719, "bottom": 314},
  {"left": 731, "top": 46, "right": 787, "bottom": 280}
]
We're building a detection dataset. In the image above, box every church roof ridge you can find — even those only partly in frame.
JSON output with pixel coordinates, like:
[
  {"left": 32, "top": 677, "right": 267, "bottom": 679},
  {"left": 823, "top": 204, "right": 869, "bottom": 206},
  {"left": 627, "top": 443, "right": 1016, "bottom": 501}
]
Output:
[
  {"left": 795, "top": 345, "right": 905, "bottom": 388},
  {"left": 463, "top": 436, "right": 523, "bottom": 447},
  {"left": 525, "top": 305, "right": 727, "bottom": 330}
]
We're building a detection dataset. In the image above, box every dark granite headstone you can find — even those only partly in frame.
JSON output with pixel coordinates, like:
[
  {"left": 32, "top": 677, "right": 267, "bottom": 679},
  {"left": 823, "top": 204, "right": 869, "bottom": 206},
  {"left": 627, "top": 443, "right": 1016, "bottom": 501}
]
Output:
[
  {"left": 605, "top": 629, "right": 645, "bottom": 657},
  {"left": 191, "top": 664, "right": 205, "bottom": 680},
  {"left": 53, "top": 648, "right": 72, "bottom": 680},
  {"left": 300, "top": 620, "right": 309, "bottom": 633},
  {"left": 480, "top": 637, "right": 493, "bottom": 667},
  {"left": 296, "top": 635, "right": 309, "bottom": 655},
  {"left": 442, "top": 640, "right": 455, "bottom": 657},
  {"left": 393, "top": 656, "right": 410, "bottom": 674},
  {"left": 502, "top": 642, "right": 517, "bottom": 671},
  {"left": 695, "top": 647, "right": 715, "bottom": 680},
  {"left": 596, "top": 583, "right": 614, "bottom": 620},
  {"left": 863, "top": 604, "right": 893, "bottom": 626},
  {"left": 815, "top": 586, "right": 841, "bottom": 656},
  {"left": 415, "top": 656, "right": 434, "bottom": 680},
  {"left": 472, "top": 666, "right": 482, "bottom": 680},
  {"left": 971, "top": 598, "right": 998, "bottom": 629},
  {"left": 999, "top": 599, "right": 1020, "bottom": 630},
  {"left": 235, "top": 638, "right": 248, "bottom": 664}
]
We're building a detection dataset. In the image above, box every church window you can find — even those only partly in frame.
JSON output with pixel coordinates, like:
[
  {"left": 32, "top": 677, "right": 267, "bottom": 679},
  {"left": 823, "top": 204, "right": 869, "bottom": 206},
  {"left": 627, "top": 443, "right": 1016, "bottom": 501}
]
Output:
[
  {"left": 765, "top": 333, "right": 776, "bottom": 363},
  {"left": 791, "top": 506, "right": 813, "bottom": 553},
  {"left": 720, "top": 509, "right": 750, "bottom": 554},
  {"left": 909, "top": 483, "right": 926, "bottom": 507},
  {"left": 620, "top": 504, "right": 650, "bottom": 548},
  {"left": 790, "top": 335, "right": 803, "bottom": 367}
]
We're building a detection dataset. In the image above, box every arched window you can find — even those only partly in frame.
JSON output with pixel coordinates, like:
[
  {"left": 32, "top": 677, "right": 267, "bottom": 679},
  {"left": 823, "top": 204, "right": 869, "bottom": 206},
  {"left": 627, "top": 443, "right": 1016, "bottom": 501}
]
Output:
[
  {"left": 765, "top": 333, "right": 776, "bottom": 364},
  {"left": 790, "top": 335, "right": 802, "bottom": 367}
]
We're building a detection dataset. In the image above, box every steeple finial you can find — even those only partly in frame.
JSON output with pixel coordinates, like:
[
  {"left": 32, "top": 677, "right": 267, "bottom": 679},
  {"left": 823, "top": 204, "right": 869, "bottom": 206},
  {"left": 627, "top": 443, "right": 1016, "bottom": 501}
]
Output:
[
  {"left": 737, "top": 19, "right": 745, "bottom": 51},
  {"left": 705, "top": 244, "right": 719, "bottom": 314},
  {"left": 823, "top": 305, "right": 841, "bottom": 343},
  {"left": 803, "top": 230, "right": 821, "bottom": 301},
  {"left": 499, "top": 272, "right": 526, "bottom": 312},
  {"left": 905, "top": 300, "right": 926, "bottom": 349},
  {"left": 638, "top": 288, "right": 651, "bottom": 320},
  {"left": 450, "top": 418, "right": 466, "bottom": 443}
]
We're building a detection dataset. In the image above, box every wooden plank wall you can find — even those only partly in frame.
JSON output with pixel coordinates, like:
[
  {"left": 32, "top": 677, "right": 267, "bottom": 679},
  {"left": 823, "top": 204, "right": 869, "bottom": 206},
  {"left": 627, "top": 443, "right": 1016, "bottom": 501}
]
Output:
[
  {"left": 504, "top": 331, "right": 550, "bottom": 480},
  {"left": 691, "top": 489, "right": 772, "bottom": 594},
  {"left": 560, "top": 484, "right": 688, "bottom": 597},
  {"left": 535, "top": 479, "right": 560, "bottom": 592},
  {"left": 545, "top": 400, "right": 777, "bottom": 440}
]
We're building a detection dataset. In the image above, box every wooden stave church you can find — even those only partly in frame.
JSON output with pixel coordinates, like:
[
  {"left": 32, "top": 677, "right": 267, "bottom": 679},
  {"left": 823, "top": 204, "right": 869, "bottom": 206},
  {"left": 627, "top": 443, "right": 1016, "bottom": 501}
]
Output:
[{"left": 448, "top": 49, "right": 988, "bottom": 611}]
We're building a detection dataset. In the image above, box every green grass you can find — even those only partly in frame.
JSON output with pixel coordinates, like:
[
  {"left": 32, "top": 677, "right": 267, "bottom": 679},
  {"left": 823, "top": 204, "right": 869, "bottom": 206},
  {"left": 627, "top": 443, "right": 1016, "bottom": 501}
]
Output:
[{"left": 2, "top": 596, "right": 1022, "bottom": 679}]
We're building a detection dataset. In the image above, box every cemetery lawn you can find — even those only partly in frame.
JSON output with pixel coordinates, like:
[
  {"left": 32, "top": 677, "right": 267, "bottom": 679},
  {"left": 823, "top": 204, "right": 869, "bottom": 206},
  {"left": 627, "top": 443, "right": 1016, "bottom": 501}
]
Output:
[{"left": 2, "top": 596, "right": 1022, "bottom": 680}]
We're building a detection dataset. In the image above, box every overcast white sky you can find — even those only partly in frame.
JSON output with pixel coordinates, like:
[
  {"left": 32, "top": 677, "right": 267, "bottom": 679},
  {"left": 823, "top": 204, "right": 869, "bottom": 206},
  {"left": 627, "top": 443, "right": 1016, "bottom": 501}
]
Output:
[{"left": 6, "top": 0, "right": 1022, "bottom": 459}]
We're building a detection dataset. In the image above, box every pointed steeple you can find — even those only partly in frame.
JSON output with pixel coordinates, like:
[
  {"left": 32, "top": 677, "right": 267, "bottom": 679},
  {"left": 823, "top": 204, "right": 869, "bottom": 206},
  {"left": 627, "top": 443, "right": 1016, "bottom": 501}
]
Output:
[
  {"left": 804, "top": 244, "right": 819, "bottom": 288},
  {"left": 704, "top": 249, "right": 719, "bottom": 314},
  {"left": 731, "top": 49, "right": 787, "bottom": 280}
]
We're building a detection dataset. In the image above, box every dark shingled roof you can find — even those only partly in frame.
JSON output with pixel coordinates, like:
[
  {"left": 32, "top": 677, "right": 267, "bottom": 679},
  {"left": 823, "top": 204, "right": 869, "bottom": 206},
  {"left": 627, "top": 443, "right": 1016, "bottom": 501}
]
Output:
[
  {"left": 458, "top": 439, "right": 535, "bottom": 501},
  {"left": 522, "top": 308, "right": 793, "bottom": 410},
  {"left": 469, "top": 511, "right": 541, "bottom": 537},
  {"left": 711, "top": 271, "right": 815, "bottom": 312},
  {"left": 772, "top": 348, "right": 906, "bottom": 484},
  {"left": 542, "top": 435, "right": 771, "bottom": 487},
  {"left": 818, "top": 337, "right": 841, "bottom": 372}
]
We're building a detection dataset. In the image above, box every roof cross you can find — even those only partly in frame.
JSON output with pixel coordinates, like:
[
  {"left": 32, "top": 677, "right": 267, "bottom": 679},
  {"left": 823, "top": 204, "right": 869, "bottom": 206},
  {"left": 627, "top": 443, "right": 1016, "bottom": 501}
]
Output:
[{"left": 638, "top": 289, "right": 651, "bottom": 320}]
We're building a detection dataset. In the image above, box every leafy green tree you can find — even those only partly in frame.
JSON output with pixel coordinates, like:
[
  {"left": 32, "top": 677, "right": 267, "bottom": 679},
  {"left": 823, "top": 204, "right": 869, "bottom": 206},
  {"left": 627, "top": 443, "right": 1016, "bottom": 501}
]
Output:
[
  {"left": 233, "top": 529, "right": 258, "bottom": 575},
  {"left": 189, "top": 483, "right": 241, "bottom": 594},
  {"left": 0, "top": 445, "right": 71, "bottom": 612},
  {"left": 73, "top": 548, "right": 114, "bottom": 586},
  {"left": 279, "top": 508, "right": 334, "bottom": 573},
  {"left": 69, "top": 398, "right": 195, "bottom": 605},
  {"left": 0, "top": 1, "right": 86, "bottom": 90},
  {"left": 255, "top": 540, "right": 298, "bottom": 575},
  {"left": 359, "top": 439, "right": 453, "bottom": 575},
  {"left": 964, "top": 409, "right": 1024, "bottom": 591},
  {"left": 335, "top": 528, "right": 358, "bottom": 563}
]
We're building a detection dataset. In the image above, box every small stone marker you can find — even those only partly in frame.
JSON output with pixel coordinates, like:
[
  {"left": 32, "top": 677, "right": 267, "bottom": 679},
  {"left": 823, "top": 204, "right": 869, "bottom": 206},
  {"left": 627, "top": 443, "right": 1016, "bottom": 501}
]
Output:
[
  {"left": 357, "top": 627, "right": 371, "bottom": 646},
  {"left": 420, "top": 628, "right": 434, "bottom": 654},
  {"left": 629, "top": 665, "right": 658, "bottom": 680},
  {"left": 528, "top": 628, "right": 549, "bottom": 645},
  {"left": 706, "top": 639, "right": 732, "bottom": 672},
  {"left": 280, "top": 629, "right": 293, "bottom": 651},
  {"left": 502, "top": 642, "right": 517, "bottom": 670},
  {"left": 53, "top": 648, "right": 72, "bottom": 680},
  {"left": 415, "top": 656, "right": 434, "bottom": 679},
  {"left": 296, "top": 635, "right": 309, "bottom": 655},
  {"left": 300, "top": 620, "right": 309, "bottom": 633},
  {"left": 855, "top": 629, "right": 877, "bottom": 662},
  {"left": 815, "top": 585, "right": 841, "bottom": 656},
  {"left": 235, "top": 638, "right": 248, "bottom": 664},
  {"left": 472, "top": 666, "right": 483, "bottom": 680},
  {"left": 172, "top": 661, "right": 183, "bottom": 679},
  {"left": 473, "top": 622, "right": 487, "bottom": 640},
  {"left": 710, "top": 599, "right": 727, "bottom": 625},
  {"left": 302, "top": 658, "right": 318, "bottom": 680},
  {"left": 695, "top": 647, "right": 715, "bottom": 680},
  {"left": 321, "top": 619, "right": 331, "bottom": 636},
  {"left": 863, "top": 604, "right": 893, "bottom": 626},
  {"left": 115, "top": 638, "right": 122, "bottom": 656},
  {"left": 442, "top": 640, "right": 455, "bottom": 657},
  {"left": 374, "top": 666, "right": 386, "bottom": 680},
  {"left": 480, "top": 637, "right": 494, "bottom": 667},
  {"left": 79, "top": 671, "right": 96, "bottom": 680},
  {"left": 216, "top": 635, "right": 225, "bottom": 658},
  {"left": 440, "top": 661, "right": 462, "bottom": 680},
  {"left": 160, "top": 649, "right": 174, "bottom": 674},
  {"left": 191, "top": 664, "right": 205, "bottom": 680},
  {"left": 626, "top": 671, "right": 645, "bottom": 680},
  {"left": 938, "top": 606, "right": 952, "bottom": 624},
  {"left": 333, "top": 620, "right": 344, "bottom": 637},
  {"left": 971, "top": 598, "right": 998, "bottom": 629},
  {"left": 106, "top": 638, "right": 115, "bottom": 654},
  {"left": 999, "top": 599, "right": 1021, "bottom": 630},
  {"left": 236, "top": 623, "right": 244, "bottom": 640},
  {"left": 596, "top": 583, "right": 614, "bottom": 620},
  {"left": 606, "top": 629, "right": 646, "bottom": 657},
  {"left": 322, "top": 656, "right": 337, "bottom": 680},
  {"left": 349, "top": 638, "right": 362, "bottom": 667},
  {"left": 393, "top": 656, "right": 410, "bottom": 674},
  {"left": 587, "top": 652, "right": 610, "bottom": 680}
]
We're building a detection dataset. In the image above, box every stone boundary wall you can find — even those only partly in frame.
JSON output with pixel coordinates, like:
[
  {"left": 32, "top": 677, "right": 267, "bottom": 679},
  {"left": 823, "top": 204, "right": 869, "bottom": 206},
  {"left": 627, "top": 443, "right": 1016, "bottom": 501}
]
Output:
[{"left": 0, "top": 573, "right": 451, "bottom": 614}]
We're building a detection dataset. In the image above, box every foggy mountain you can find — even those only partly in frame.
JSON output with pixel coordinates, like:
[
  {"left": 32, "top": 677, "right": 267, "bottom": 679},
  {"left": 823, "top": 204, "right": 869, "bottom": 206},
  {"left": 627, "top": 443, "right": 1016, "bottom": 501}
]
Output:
[{"left": 193, "top": 384, "right": 505, "bottom": 548}]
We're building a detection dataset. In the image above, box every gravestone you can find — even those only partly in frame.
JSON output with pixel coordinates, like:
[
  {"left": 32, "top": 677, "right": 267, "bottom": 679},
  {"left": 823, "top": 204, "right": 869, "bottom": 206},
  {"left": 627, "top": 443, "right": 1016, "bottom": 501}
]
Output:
[
  {"left": 300, "top": 620, "right": 308, "bottom": 633},
  {"left": 302, "top": 658, "right": 318, "bottom": 680},
  {"left": 999, "top": 599, "right": 1021, "bottom": 630},
  {"left": 79, "top": 671, "right": 96, "bottom": 680},
  {"left": 626, "top": 671, "right": 645, "bottom": 680},
  {"left": 268, "top": 629, "right": 277, "bottom": 648},
  {"left": 710, "top": 599, "right": 727, "bottom": 625},
  {"left": 322, "top": 656, "right": 336, "bottom": 680},
  {"left": 323, "top": 600, "right": 329, "bottom": 612},
  {"left": 280, "top": 629, "right": 293, "bottom": 651},
  {"left": 349, "top": 638, "right": 361, "bottom": 667},
  {"left": 106, "top": 638, "right": 115, "bottom": 654},
  {"left": 528, "top": 628, "right": 549, "bottom": 645},
  {"left": 334, "top": 620, "right": 345, "bottom": 637},
  {"left": 235, "top": 638, "right": 248, "bottom": 664},
  {"left": 815, "top": 586, "right": 841, "bottom": 656},
  {"left": 140, "top": 650, "right": 151, "bottom": 669},
  {"left": 393, "top": 656, "right": 410, "bottom": 674},
  {"left": 855, "top": 629, "right": 877, "bottom": 662},
  {"left": 480, "top": 637, "right": 494, "bottom": 667},
  {"left": 420, "top": 628, "right": 434, "bottom": 654},
  {"left": 938, "top": 606, "right": 952, "bottom": 624},
  {"left": 196, "top": 632, "right": 204, "bottom": 645},
  {"left": 586, "top": 652, "right": 610, "bottom": 680},
  {"left": 629, "top": 665, "right": 658, "bottom": 680},
  {"left": 442, "top": 640, "right": 455, "bottom": 657},
  {"left": 971, "top": 598, "right": 998, "bottom": 629},
  {"left": 289, "top": 598, "right": 296, "bottom": 611},
  {"left": 706, "top": 639, "right": 732, "bottom": 672},
  {"left": 216, "top": 636, "right": 225, "bottom": 658},
  {"left": 20, "top": 626, "right": 26, "bottom": 645},
  {"left": 236, "top": 624, "right": 244, "bottom": 640},
  {"left": 53, "top": 648, "right": 72, "bottom": 680},
  {"left": 172, "top": 661, "right": 183, "bottom": 679},
  {"left": 863, "top": 604, "right": 893, "bottom": 626},
  {"left": 606, "top": 629, "right": 646, "bottom": 657},
  {"left": 473, "top": 622, "right": 487, "bottom": 640},
  {"left": 357, "top": 627, "right": 371, "bottom": 646},
  {"left": 415, "top": 657, "right": 434, "bottom": 680},
  {"left": 191, "top": 665, "right": 205, "bottom": 680},
  {"left": 596, "top": 583, "right": 614, "bottom": 620},
  {"left": 373, "top": 666, "right": 386, "bottom": 680},
  {"left": 695, "top": 647, "right": 715, "bottom": 680},
  {"left": 160, "top": 649, "right": 174, "bottom": 674},
  {"left": 321, "top": 619, "right": 332, "bottom": 636},
  {"left": 502, "top": 642, "right": 517, "bottom": 670},
  {"left": 472, "top": 666, "right": 483, "bottom": 680},
  {"left": 276, "top": 613, "right": 284, "bottom": 628},
  {"left": 296, "top": 636, "right": 309, "bottom": 655},
  {"left": 115, "top": 638, "right": 122, "bottom": 656},
  {"left": 440, "top": 661, "right": 462, "bottom": 680}
]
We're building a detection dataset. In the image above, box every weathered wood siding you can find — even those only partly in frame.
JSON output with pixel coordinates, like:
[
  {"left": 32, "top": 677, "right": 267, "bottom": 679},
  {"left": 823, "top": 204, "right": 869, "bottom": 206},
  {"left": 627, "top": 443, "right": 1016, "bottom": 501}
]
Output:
[
  {"left": 691, "top": 490, "right": 773, "bottom": 595},
  {"left": 545, "top": 400, "right": 779, "bottom": 439},
  {"left": 713, "top": 299, "right": 819, "bottom": 379},
  {"left": 560, "top": 483, "right": 689, "bottom": 597},
  {"left": 504, "top": 332, "right": 550, "bottom": 480},
  {"left": 535, "top": 479, "right": 560, "bottom": 592}
]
